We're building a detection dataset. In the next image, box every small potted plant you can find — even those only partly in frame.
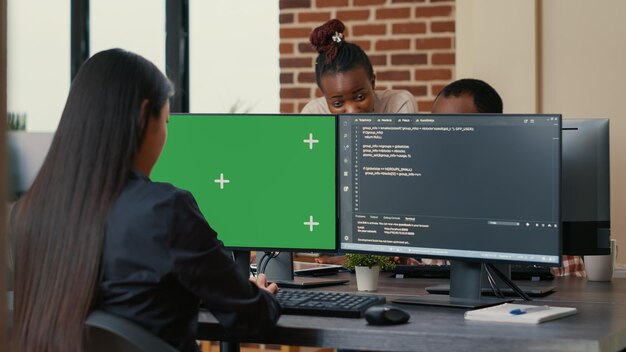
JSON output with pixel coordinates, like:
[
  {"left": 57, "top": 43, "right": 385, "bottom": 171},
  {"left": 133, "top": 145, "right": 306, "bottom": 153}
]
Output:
[{"left": 344, "top": 254, "right": 396, "bottom": 292}]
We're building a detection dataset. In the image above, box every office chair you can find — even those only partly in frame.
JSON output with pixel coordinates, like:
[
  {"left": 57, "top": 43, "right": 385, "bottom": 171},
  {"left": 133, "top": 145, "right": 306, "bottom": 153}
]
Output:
[{"left": 85, "top": 310, "right": 179, "bottom": 352}]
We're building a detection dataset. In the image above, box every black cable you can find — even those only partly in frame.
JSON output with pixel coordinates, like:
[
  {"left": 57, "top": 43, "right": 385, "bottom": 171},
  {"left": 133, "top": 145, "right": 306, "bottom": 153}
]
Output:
[
  {"left": 486, "top": 263, "right": 532, "bottom": 301},
  {"left": 260, "top": 252, "right": 270, "bottom": 274},
  {"left": 483, "top": 264, "right": 505, "bottom": 299},
  {"left": 258, "top": 252, "right": 271, "bottom": 274},
  {"left": 259, "top": 251, "right": 280, "bottom": 274}
]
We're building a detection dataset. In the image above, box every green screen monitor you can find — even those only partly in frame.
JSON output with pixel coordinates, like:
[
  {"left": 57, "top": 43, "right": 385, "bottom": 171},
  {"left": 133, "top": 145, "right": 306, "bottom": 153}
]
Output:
[{"left": 152, "top": 114, "right": 337, "bottom": 253}]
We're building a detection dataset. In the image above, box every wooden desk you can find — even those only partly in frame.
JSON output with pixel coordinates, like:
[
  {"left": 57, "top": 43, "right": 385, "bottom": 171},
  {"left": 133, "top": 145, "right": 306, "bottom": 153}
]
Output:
[{"left": 198, "top": 274, "right": 626, "bottom": 351}]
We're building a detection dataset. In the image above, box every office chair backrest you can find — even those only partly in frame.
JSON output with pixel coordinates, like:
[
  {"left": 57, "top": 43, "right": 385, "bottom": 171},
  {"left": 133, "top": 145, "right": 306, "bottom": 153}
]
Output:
[{"left": 85, "top": 310, "right": 179, "bottom": 352}]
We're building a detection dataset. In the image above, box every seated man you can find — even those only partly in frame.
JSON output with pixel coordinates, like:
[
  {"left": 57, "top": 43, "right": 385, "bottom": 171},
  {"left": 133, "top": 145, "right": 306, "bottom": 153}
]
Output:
[
  {"left": 431, "top": 77, "right": 503, "bottom": 114},
  {"left": 430, "top": 78, "right": 584, "bottom": 277},
  {"left": 321, "top": 78, "right": 584, "bottom": 277},
  {"left": 317, "top": 78, "right": 504, "bottom": 267}
]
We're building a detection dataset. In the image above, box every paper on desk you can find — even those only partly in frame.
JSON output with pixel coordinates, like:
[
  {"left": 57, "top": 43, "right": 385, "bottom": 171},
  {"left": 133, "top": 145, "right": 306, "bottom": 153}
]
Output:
[{"left": 464, "top": 303, "right": 577, "bottom": 324}]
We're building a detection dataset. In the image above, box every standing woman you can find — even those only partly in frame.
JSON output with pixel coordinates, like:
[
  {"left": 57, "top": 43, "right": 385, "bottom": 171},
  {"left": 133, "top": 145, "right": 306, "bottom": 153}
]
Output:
[
  {"left": 10, "top": 49, "right": 280, "bottom": 352},
  {"left": 304, "top": 19, "right": 417, "bottom": 265},
  {"left": 301, "top": 19, "right": 417, "bottom": 114}
]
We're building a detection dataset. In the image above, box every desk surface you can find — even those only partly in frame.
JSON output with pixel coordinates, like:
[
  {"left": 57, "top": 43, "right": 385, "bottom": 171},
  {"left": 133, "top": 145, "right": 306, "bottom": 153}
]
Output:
[{"left": 198, "top": 274, "right": 626, "bottom": 351}]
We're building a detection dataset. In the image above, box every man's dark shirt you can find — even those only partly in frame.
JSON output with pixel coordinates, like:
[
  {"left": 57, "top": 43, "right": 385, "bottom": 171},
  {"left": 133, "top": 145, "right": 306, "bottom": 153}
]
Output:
[{"left": 98, "top": 171, "right": 280, "bottom": 351}]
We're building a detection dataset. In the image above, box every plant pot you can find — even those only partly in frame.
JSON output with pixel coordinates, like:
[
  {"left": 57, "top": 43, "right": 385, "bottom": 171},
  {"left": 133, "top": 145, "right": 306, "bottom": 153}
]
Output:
[{"left": 355, "top": 265, "right": 381, "bottom": 291}]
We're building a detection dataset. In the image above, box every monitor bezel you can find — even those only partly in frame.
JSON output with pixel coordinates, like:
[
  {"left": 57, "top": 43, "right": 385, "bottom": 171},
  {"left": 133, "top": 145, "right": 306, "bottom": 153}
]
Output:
[
  {"left": 335, "top": 113, "right": 563, "bottom": 267},
  {"left": 160, "top": 113, "right": 340, "bottom": 253}
]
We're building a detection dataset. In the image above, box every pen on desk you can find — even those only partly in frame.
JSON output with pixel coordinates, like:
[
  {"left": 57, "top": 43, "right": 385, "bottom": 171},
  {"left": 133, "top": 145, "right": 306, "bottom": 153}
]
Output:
[{"left": 509, "top": 305, "right": 550, "bottom": 315}]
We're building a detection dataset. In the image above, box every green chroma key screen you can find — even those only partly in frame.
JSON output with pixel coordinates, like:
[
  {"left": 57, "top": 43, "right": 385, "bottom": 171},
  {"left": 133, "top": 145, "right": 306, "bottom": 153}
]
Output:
[{"left": 151, "top": 114, "right": 337, "bottom": 251}]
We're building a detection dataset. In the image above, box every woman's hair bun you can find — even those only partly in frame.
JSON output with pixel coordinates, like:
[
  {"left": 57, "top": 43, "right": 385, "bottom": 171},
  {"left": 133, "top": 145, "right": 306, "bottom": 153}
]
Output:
[{"left": 310, "top": 19, "right": 346, "bottom": 63}]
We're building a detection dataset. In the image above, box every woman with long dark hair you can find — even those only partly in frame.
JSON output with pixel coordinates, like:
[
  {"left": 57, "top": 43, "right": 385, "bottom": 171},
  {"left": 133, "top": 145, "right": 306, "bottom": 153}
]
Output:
[{"left": 10, "top": 48, "right": 280, "bottom": 352}]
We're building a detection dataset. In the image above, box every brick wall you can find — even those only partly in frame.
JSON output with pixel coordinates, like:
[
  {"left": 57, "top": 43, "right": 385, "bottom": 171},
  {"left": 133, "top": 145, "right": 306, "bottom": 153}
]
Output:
[{"left": 279, "top": 0, "right": 456, "bottom": 113}]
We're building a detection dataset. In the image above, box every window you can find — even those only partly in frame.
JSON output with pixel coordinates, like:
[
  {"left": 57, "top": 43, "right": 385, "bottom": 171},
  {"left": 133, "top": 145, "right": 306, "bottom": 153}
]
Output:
[{"left": 7, "top": 0, "right": 71, "bottom": 132}]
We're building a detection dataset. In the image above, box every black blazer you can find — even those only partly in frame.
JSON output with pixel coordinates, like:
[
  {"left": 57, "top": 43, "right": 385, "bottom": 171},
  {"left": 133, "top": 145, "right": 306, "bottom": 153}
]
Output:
[{"left": 98, "top": 171, "right": 280, "bottom": 351}]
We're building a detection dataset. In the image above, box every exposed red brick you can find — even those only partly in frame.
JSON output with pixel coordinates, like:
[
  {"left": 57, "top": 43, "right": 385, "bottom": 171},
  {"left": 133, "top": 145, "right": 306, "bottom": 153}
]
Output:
[
  {"left": 336, "top": 9, "right": 370, "bottom": 21},
  {"left": 280, "top": 57, "right": 312, "bottom": 68},
  {"left": 352, "top": 40, "right": 372, "bottom": 51},
  {"left": 280, "top": 13, "right": 294, "bottom": 24},
  {"left": 418, "top": 100, "right": 433, "bottom": 112},
  {"left": 393, "top": 85, "right": 428, "bottom": 97},
  {"left": 415, "top": 37, "right": 452, "bottom": 50},
  {"left": 281, "top": 102, "right": 295, "bottom": 113},
  {"left": 375, "top": 39, "right": 411, "bottom": 51},
  {"left": 392, "top": 54, "right": 427, "bottom": 65},
  {"left": 431, "top": 83, "right": 448, "bottom": 96},
  {"left": 280, "top": 0, "right": 311, "bottom": 9},
  {"left": 369, "top": 54, "right": 387, "bottom": 66},
  {"left": 280, "top": 73, "right": 294, "bottom": 84},
  {"left": 281, "top": 88, "right": 311, "bottom": 99},
  {"left": 316, "top": 0, "right": 349, "bottom": 7},
  {"left": 354, "top": 0, "right": 386, "bottom": 5},
  {"left": 414, "top": 68, "right": 452, "bottom": 80},
  {"left": 353, "top": 24, "right": 386, "bottom": 36},
  {"left": 298, "top": 42, "right": 316, "bottom": 53},
  {"left": 279, "top": 0, "right": 455, "bottom": 111},
  {"left": 280, "top": 43, "right": 294, "bottom": 54},
  {"left": 298, "top": 72, "right": 317, "bottom": 83},
  {"left": 280, "top": 27, "right": 313, "bottom": 39},
  {"left": 299, "top": 12, "right": 332, "bottom": 23},
  {"left": 377, "top": 70, "right": 411, "bottom": 81},
  {"left": 431, "top": 21, "right": 455, "bottom": 33},
  {"left": 415, "top": 5, "right": 452, "bottom": 17},
  {"left": 392, "top": 22, "right": 427, "bottom": 34},
  {"left": 376, "top": 7, "right": 411, "bottom": 20},
  {"left": 432, "top": 53, "right": 455, "bottom": 65}
]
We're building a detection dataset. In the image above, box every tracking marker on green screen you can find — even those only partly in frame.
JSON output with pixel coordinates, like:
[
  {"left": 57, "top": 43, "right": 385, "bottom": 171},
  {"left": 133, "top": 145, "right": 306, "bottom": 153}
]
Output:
[{"left": 151, "top": 114, "right": 337, "bottom": 251}]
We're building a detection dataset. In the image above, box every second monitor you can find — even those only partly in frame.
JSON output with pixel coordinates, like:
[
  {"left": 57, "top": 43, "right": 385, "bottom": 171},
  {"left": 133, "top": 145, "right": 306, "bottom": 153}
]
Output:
[
  {"left": 339, "top": 114, "right": 562, "bottom": 306},
  {"left": 152, "top": 114, "right": 337, "bottom": 281}
]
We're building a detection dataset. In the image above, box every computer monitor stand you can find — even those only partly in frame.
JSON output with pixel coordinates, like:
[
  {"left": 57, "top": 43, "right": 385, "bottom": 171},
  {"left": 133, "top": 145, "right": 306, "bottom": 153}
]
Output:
[
  {"left": 425, "top": 263, "right": 556, "bottom": 298},
  {"left": 257, "top": 252, "right": 348, "bottom": 288},
  {"left": 393, "top": 261, "right": 512, "bottom": 309}
]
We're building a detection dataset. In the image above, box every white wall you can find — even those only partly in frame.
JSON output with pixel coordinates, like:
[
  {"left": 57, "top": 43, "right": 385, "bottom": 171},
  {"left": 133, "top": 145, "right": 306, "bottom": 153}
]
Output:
[
  {"left": 541, "top": 1, "right": 626, "bottom": 265},
  {"left": 189, "top": 0, "right": 279, "bottom": 113},
  {"left": 457, "top": 0, "right": 626, "bottom": 264},
  {"left": 456, "top": 0, "right": 538, "bottom": 113}
]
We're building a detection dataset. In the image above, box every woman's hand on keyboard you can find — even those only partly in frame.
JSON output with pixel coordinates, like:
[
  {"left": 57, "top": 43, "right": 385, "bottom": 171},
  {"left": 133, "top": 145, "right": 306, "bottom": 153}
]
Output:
[{"left": 250, "top": 273, "right": 279, "bottom": 294}]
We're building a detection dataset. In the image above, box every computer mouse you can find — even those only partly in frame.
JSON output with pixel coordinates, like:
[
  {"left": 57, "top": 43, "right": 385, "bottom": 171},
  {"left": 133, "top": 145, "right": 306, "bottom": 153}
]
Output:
[{"left": 364, "top": 304, "right": 410, "bottom": 325}]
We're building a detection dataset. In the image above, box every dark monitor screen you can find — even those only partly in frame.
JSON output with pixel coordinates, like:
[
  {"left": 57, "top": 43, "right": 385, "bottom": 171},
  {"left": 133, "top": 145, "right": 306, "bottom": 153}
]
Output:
[
  {"left": 338, "top": 114, "right": 561, "bottom": 266},
  {"left": 561, "top": 118, "right": 610, "bottom": 255},
  {"left": 151, "top": 114, "right": 337, "bottom": 252}
]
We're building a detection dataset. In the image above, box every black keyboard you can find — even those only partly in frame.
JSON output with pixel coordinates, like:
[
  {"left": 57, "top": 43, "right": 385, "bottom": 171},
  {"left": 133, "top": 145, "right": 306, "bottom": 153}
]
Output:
[{"left": 276, "top": 289, "right": 386, "bottom": 318}]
